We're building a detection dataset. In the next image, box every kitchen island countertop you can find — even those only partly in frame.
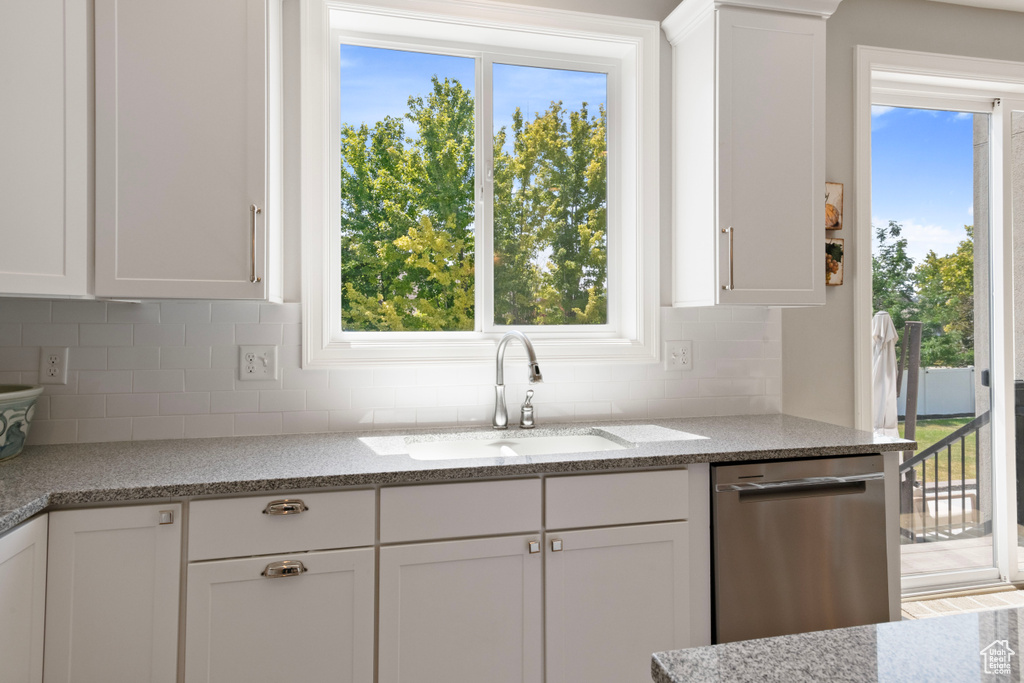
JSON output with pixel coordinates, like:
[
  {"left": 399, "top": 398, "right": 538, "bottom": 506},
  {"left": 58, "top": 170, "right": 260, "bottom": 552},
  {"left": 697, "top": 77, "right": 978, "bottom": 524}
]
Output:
[
  {"left": 0, "top": 413, "right": 911, "bottom": 535},
  {"left": 653, "top": 606, "right": 1024, "bottom": 682}
]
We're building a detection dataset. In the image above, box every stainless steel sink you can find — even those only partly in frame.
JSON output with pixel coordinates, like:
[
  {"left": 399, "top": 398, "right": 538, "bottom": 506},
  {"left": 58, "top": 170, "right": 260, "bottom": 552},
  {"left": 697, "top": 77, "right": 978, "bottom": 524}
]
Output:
[{"left": 406, "top": 433, "right": 626, "bottom": 460}]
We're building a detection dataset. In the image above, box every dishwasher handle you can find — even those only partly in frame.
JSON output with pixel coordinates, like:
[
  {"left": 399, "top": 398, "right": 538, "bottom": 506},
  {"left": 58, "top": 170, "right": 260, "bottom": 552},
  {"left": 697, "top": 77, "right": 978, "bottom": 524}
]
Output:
[{"left": 716, "top": 473, "right": 884, "bottom": 493}]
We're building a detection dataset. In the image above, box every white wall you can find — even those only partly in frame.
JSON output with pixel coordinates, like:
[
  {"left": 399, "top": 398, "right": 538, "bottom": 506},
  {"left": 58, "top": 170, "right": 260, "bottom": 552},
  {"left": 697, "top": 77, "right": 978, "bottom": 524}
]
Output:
[{"left": 782, "top": 0, "right": 1024, "bottom": 427}]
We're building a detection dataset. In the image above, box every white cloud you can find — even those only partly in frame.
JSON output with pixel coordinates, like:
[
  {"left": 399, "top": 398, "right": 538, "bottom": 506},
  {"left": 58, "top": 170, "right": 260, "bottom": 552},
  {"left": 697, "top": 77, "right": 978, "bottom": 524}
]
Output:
[
  {"left": 872, "top": 106, "right": 895, "bottom": 118},
  {"left": 871, "top": 217, "right": 966, "bottom": 263},
  {"left": 953, "top": 112, "right": 973, "bottom": 120},
  {"left": 968, "top": 205, "right": 974, "bottom": 218}
]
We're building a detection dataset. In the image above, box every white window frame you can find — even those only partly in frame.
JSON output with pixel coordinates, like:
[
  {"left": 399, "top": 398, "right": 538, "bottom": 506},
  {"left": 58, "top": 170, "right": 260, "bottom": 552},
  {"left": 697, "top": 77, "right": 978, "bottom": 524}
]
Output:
[
  {"left": 853, "top": 45, "right": 1024, "bottom": 591},
  {"left": 300, "top": 0, "right": 660, "bottom": 366}
]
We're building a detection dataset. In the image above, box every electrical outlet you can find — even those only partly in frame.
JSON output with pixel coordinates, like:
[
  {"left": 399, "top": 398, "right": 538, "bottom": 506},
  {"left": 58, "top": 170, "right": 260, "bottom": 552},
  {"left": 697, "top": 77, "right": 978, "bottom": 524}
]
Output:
[
  {"left": 238, "top": 346, "right": 278, "bottom": 381},
  {"left": 665, "top": 341, "right": 693, "bottom": 371},
  {"left": 40, "top": 347, "right": 69, "bottom": 385}
]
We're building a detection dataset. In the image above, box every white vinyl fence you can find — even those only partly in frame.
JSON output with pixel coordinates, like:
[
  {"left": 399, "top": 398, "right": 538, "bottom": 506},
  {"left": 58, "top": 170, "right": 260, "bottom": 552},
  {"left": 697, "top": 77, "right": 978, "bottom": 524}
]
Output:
[{"left": 897, "top": 367, "right": 976, "bottom": 418}]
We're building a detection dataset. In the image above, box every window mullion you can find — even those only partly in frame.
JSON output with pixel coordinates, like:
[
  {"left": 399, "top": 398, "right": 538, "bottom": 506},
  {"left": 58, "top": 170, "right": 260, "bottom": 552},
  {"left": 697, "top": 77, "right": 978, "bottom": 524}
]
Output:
[{"left": 478, "top": 53, "right": 495, "bottom": 334}]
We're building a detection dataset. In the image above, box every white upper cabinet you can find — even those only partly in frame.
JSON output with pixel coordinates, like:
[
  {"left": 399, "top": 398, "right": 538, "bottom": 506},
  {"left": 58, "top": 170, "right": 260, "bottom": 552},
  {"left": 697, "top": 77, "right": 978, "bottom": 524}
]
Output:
[
  {"left": 95, "top": 0, "right": 281, "bottom": 300},
  {"left": 0, "top": 0, "right": 89, "bottom": 297},
  {"left": 663, "top": 0, "right": 840, "bottom": 306}
]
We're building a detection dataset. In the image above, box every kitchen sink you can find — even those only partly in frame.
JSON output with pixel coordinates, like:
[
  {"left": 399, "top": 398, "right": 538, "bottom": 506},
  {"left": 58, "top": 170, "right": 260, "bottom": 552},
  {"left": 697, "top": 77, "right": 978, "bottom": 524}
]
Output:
[{"left": 406, "top": 433, "right": 627, "bottom": 461}]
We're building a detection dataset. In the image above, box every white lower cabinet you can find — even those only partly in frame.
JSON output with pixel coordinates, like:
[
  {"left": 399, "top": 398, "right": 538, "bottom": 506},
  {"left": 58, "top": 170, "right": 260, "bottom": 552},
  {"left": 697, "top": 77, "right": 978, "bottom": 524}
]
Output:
[
  {"left": 44, "top": 505, "right": 182, "bottom": 683},
  {"left": 0, "top": 515, "right": 47, "bottom": 683},
  {"left": 545, "top": 522, "right": 690, "bottom": 683},
  {"left": 184, "top": 547, "right": 375, "bottom": 682},
  {"left": 378, "top": 535, "right": 544, "bottom": 683}
]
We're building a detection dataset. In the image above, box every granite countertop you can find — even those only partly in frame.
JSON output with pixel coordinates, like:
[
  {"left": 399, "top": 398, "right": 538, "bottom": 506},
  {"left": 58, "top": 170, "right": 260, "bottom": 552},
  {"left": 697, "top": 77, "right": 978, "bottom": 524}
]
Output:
[
  {"left": 0, "top": 414, "right": 912, "bottom": 535},
  {"left": 652, "top": 607, "right": 1024, "bottom": 682}
]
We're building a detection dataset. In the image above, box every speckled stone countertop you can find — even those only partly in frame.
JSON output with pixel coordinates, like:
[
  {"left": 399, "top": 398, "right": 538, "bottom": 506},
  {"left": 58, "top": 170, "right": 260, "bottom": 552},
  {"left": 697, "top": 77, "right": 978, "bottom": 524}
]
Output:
[
  {"left": 0, "top": 414, "right": 912, "bottom": 535},
  {"left": 652, "top": 607, "right": 1024, "bottom": 682}
]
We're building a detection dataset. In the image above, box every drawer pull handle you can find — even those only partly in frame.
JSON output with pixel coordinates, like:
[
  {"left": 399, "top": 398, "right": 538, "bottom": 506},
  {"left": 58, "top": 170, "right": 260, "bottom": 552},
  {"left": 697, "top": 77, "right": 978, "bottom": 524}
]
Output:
[
  {"left": 263, "top": 499, "right": 309, "bottom": 515},
  {"left": 528, "top": 541, "right": 540, "bottom": 554},
  {"left": 551, "top": 539, "right": 563, "bottom": 552},
  {"left": 262, "top": 560, "right": 307, "bottom": 579}
]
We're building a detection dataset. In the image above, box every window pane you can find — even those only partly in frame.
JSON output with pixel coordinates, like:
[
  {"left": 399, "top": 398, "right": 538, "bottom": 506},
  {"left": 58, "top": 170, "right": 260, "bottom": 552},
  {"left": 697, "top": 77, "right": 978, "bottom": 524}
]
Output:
[
  {"left": 339, "top": 45, "right": 475, "bottom": 331},
  {"left": 492, "top": 63, "right": 608, "bottom": 326}
]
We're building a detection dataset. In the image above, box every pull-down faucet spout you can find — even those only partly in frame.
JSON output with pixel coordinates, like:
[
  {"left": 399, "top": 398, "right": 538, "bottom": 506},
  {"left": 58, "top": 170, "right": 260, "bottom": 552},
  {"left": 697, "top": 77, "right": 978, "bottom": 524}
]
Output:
[{"left": 493, "top": 331, "right": 543, "bottom": 430}]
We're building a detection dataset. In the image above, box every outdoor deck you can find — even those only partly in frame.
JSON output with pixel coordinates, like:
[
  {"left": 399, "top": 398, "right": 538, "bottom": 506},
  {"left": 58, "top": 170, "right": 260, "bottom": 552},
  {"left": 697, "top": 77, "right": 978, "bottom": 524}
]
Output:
[{"left": 900, "top": 527, "right": 1024, "bottom": 577}]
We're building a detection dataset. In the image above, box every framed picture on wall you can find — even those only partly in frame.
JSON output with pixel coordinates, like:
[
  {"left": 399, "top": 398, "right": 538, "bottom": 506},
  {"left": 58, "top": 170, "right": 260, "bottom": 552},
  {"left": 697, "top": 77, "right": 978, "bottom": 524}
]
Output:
[
  {"left": 826, "top": 237, "right": 844, "bottom": 286},
  {"left": 825, "top": 182, "right": 843, "bottom": 230}
]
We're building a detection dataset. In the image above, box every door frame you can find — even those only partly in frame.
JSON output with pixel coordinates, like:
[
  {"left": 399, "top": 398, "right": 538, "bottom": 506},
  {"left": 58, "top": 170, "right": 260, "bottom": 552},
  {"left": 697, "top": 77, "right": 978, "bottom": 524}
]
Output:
[{"left": 853, "top": 45, "right": 1024, "bottom": 589}]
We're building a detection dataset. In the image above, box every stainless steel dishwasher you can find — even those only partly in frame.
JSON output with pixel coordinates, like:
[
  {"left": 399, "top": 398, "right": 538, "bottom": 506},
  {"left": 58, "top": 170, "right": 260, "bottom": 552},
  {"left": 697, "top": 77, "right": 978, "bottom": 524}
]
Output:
[{"left": 712, "top": 454, "right": 890, "bottom": 643}]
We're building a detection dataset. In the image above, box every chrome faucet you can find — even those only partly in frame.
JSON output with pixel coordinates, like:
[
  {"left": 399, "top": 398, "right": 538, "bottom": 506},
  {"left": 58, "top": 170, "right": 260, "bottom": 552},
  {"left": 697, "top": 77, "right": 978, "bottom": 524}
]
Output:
[{"left": 493, "top": 331, "right": 543, "bottom": 429}]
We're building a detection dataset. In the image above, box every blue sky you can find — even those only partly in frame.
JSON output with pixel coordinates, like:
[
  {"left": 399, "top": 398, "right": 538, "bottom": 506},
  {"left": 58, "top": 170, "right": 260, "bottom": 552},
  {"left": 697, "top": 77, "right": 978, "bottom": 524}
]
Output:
[
  {"left": 871, "top": 106, "right": 979, "bottom": 263},
  {"left": 339, "top": 44, "right": 607, "bottom": 150}
]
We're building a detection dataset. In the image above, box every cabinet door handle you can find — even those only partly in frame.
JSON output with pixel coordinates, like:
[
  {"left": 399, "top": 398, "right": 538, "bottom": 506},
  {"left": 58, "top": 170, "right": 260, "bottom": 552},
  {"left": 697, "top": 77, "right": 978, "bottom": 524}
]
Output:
[
  {"left": 262, "top": 499, "right": 309, "bottom": 515},
  {"left": 551, "top": 539, "right": 563, "bottom": 552},
  {"left": 528, "top": 540, "right": 540, "bottom": 554},
  {"left": 721, "top": 226, "right": 734, "bottom": 291},
  {"left": 250, "top": 204, "right": 262, "bottom": 284},
  {"left": 261, "top": 560, "right": 307, "bottom": 578}
]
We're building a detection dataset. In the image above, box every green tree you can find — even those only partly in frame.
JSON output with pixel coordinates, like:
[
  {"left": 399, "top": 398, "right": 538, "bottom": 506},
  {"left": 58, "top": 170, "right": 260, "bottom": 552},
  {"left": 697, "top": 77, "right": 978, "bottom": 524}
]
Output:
[
  {"left": 872, "top": 220, "right": 918, "bottom": 359},
  {"left": 915, "top": 225, "right": 974, "bottom": 367}
]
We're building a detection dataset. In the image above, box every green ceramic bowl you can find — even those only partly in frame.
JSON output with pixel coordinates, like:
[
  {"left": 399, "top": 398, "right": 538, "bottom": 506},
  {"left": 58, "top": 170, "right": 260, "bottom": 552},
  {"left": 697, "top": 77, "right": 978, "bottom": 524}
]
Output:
[{"left": 0, "top": 385, "right": 44, "bottom": 462}]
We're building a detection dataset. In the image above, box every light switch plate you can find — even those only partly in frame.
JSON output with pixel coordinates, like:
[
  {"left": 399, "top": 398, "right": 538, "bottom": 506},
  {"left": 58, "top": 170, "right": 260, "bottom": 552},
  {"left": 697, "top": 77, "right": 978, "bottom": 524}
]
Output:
[
  {"left": 664, "top": 341, "right": 693, "bottom": 371},
  {"left": 238, "top": 346, "right": 278, "bottom": 381}
]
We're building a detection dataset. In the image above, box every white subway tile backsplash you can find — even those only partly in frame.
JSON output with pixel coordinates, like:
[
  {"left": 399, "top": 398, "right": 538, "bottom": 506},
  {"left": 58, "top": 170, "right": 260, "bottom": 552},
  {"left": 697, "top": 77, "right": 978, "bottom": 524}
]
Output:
[
  {"left": 133, "top": 369, "right": 185, "bottom": 393},
  {"left": 212, "top": 302, "right": 261, "bottom": 323},
  {"left": 0, "top": 348, "right": 39, "bottom": 372},
  {"left": 234, "top": 412, "right": 282, "bottom": 436},
  {"left": 53, "top": 300, "right": 107, "bottom": 323},
  {"left": 211, "top": 390, "right": 259, "bottom": 414},
  {"left": 79, "top": 323, "right": 131, "bottom": 347},
  {"left": 107, "top": 393, "right": 160, "bottom": 417},
  {"left": 78, "top": 418, "right": 132, "bottom": 443},
  {"left": 161, "top": 302, "right": 211, "bottom": 324},
  {"left": 5, "top": 300, "right": 781, "bottom": 444},
  {"left": 185, "top": 324, "right": 235, "bottom": 347},
  {"left": 50, "top": 395, "right": 106, "bottom": 419},
  {"left": 259, "top": 390, "right": 306, "bottom": 413},
  {"left": 0, "top": 300, "right": 50, "bottom": 323},
  {"left": 107, "top": 347, "right": 161, "bottom": 370},
  {"left": 69, "top": 347, "right": 108, "bottom": 371},
  {"left": 185, "top": 369, "right": 235, "bottom": 392},
  {"left": 23, "top": 323, "right": 79, "bottom": 347},
  {"left": 259, "top": 303, "right": 301, "bottom": 323},
  {"left": 79, "top": 370, "right": 133, "bottom": 394},
  {"left": 185, "top": 414, "right": 235, "bottom": 438},
  {"left": 159, "top": 392, "right": 211, "bottom": 415},
  {"left": 132, "top": 416, "right": 184, "bottom": 440},
  {"left": 160, "top": 346, "right": 211, "bottom": 370},
  {"left": 134, "top": 324, "right": 185, "bottom": 346},
  {"left": 0, "top": 324, "right": 21, "bottom": 346},
  {"left": 107, "top": 302, "right": 160, "bottom": 323},
  {"left": 235, "top": 323, "right": 282, "bottom": 345}
]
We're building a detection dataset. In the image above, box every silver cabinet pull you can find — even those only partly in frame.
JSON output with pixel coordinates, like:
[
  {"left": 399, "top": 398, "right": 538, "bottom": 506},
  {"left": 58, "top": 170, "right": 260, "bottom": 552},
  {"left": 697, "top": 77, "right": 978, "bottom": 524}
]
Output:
[
  {"left": 158, "top": 510, "right": 174, "bottom": 525},
  {"left": 250, "top": 204, "right": 262, "bottom": 284},
  {"left": 262, "top": 560, "right": 307, "bottom": 578},
  {"left": 528, "top": 540, "right": 540, "bottom": 554},
  {"left": 721, "top": 226, "right": 734, "bottom": 291},
  {"left": 262, "top": 499, "right": 308, "bottom": 515},
  {"left": 551, "top": 539, "right": 563, "bottom": 552}
]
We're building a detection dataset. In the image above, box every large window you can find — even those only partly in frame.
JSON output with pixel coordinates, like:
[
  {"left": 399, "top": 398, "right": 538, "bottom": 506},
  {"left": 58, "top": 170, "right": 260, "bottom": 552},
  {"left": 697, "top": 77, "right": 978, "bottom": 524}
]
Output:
[
  {"left": 338, "top": 46, "right": 609, "bottom": 332},
  {"left": 301, "top": 0, "right": 659, "bottom": 365}
]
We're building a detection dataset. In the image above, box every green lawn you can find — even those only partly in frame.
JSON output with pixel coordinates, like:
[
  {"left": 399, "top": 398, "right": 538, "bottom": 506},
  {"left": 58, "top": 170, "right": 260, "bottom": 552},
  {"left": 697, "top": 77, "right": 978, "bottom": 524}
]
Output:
[{"left": 899, "top": 417, "right": 978, "bottom": 482}]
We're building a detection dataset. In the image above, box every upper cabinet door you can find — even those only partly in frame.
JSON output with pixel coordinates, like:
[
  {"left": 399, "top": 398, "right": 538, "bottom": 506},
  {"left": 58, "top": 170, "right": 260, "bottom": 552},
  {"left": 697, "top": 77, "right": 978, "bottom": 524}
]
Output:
[
  {"left": 0, "top": 0, "right": 88, "bottom": 297},
  {"left": 664, "top": 1, "right": 832, "bottom": 307},
  {"left": 717, "top": 8, "right": 824, "bottom": 305},
  {"left": 95, "top": 0, "right": 270, "bottom": 299}
]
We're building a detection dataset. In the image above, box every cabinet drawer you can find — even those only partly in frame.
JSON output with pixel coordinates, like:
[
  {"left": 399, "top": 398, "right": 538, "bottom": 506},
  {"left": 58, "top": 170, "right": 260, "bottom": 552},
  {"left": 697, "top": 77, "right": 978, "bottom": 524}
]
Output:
[
  {"left": 380, "top": 479, "right": 541, "bottom": 543},
  {"left": 546, "top": 470, "right": 688, "bottom": 530},
  {"left": 188, "top": 490, "right": 375, "bottom": 561}
]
